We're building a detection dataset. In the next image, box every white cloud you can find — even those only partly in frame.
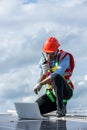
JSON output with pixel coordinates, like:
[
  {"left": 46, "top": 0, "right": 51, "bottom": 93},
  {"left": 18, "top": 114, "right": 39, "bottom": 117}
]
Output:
[
  {"left": 78, "top": 81, "right": 85, "bottom": 86},
  {"left": 68, "top": 74, "right": 87, "bottom": 109},
  {"left": 84, "top": 75, "right": 87, "bottom": 81}
]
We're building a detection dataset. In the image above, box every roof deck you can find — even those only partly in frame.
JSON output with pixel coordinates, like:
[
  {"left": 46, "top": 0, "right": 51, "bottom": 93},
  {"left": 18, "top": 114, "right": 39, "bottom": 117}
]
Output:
[{"left": 0, "top": 110, "right": 87, "bottom": 130}]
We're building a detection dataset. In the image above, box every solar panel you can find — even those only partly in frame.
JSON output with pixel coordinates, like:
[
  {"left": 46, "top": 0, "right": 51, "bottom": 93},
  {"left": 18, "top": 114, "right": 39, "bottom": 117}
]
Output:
[{"left": 0, "top": 110, "right": 87, "bottom": 130}]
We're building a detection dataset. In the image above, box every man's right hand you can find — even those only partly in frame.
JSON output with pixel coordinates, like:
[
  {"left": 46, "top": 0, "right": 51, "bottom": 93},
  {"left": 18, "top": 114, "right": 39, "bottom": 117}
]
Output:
[{"left": 42, "top": 63, "right": 50, "bottom": 74}]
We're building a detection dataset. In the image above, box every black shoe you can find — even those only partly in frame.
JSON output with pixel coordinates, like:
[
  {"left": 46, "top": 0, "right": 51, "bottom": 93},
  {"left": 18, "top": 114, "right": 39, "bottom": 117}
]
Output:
[
  {"left": 56, "top": 104, "right": 66, "bottom": 117},
  {"left": 56, "top": 112, "right": 65, "bottom": 117}
]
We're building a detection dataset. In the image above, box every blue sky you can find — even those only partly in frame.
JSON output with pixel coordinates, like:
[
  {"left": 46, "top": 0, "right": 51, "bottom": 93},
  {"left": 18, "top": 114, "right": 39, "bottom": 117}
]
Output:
[{"left": 0, "top": 0, "right": 87, "bottom": 112}]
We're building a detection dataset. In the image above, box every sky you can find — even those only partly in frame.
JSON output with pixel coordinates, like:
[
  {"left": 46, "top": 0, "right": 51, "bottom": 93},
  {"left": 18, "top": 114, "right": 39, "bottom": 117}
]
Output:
[{"left": 0, "top": 0, "right": 87, "bottom": 112}]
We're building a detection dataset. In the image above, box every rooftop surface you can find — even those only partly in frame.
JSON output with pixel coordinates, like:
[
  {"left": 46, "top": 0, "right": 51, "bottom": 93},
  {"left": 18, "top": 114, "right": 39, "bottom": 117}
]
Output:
[{"left": 0, "top": 110, "right": 87, "bottom": 130}]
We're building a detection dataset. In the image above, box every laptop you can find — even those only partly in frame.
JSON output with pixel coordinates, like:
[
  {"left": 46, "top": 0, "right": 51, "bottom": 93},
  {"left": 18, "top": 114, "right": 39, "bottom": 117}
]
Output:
[{"left": 14, "top": 102, "right": 46, "bottom": 120}]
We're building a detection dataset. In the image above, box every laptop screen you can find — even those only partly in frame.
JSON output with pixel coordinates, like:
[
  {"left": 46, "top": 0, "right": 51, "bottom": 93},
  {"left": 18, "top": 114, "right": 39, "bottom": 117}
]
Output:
[{"left": 14, "top": 102, "right": 44, "bottom": 119}]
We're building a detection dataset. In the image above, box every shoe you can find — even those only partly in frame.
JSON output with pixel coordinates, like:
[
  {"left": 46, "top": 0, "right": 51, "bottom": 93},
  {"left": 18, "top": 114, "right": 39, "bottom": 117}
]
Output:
[
  {"left": 56, "top": 104, "right": 66, "bottom": 117},
  {"left": 56, "top": 112, "right": 65, "bottom": 117}
]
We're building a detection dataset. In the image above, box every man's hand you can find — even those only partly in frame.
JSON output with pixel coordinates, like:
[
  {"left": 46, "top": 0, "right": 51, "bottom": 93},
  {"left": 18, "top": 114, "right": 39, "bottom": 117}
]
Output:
[
  {"left": 42, "top": 63, "right": 50, "bottom": 74},
  {"left": 34, "top": 83, "right": 42, "bottom": 94}
]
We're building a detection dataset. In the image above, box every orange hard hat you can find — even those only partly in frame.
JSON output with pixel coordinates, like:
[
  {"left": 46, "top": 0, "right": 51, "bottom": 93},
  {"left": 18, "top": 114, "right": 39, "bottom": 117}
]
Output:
[{"left": 42, "top": 37, "right": 60, "bottom": 53}]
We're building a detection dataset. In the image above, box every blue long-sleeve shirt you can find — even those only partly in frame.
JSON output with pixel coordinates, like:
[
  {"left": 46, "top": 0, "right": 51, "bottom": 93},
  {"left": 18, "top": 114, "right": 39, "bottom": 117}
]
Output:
[{"left": 38, "top": 54, "right": 70, "bottom": 79}]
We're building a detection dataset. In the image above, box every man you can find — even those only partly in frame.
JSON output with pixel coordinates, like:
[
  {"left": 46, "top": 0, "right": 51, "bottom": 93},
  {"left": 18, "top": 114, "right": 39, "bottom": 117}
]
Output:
[{"left": 34, "top": 37, "right": 75, "bottom": 117}]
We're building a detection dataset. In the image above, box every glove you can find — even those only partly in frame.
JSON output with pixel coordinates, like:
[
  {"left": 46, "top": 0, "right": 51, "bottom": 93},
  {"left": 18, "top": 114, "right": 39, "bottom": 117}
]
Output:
[
  {"left": 42, "top": 63, "right": 50, "bottom": 74},
  {"left": 34, "top": 83, "right": 42, "bottom": 94}
]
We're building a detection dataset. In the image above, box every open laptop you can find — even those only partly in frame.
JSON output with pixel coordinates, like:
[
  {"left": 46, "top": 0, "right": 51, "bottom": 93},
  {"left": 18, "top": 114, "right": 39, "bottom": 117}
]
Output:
[{"left": 14, "top": 102, "right": 47, "bottom": 120}]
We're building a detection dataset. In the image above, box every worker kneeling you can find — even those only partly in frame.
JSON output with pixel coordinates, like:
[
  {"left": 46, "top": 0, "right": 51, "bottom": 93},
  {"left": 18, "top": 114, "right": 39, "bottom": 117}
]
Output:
[{"left": 34, "top": 37, "right": 75, "bottom": 117}]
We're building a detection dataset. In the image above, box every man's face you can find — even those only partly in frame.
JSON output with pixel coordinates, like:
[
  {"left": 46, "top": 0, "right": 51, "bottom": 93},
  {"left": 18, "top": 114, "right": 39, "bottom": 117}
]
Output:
[{"left": 46, "top": 52, "right": 57, "bottom": 61}]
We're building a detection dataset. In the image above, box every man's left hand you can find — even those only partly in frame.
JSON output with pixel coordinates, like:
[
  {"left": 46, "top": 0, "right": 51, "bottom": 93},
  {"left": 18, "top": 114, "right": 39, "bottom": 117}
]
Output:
[{"left": 34, "top": 83, "right": 42, "bottom": 94}]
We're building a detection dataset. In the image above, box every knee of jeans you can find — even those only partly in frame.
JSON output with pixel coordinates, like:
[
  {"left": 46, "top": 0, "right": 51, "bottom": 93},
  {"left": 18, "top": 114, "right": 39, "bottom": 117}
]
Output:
[{"left": 52, "top": 74, "right": 62, "bottom": 81}]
